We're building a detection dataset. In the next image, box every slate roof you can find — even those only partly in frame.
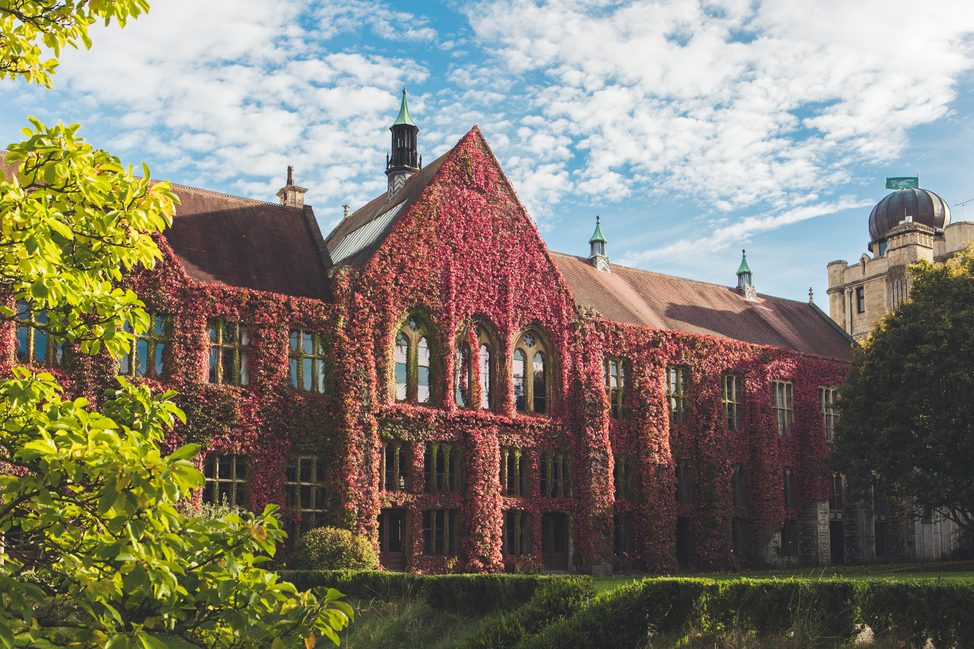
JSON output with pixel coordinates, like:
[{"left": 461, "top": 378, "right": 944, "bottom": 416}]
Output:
[
  {"left": 324, "top": 149, "right": 449, "bottom": 267},
  {"left": 551, "top": 253, "right": 853, "bottom": 361},
  {"left": 164, "top": 184, "right": 331, "bottom": 300}
]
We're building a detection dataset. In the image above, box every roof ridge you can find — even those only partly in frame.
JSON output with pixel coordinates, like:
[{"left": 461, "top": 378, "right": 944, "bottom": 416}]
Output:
[
  {"left": 167, "top": 181, "right": 300, "bottom": 210},
  {"left": 549, "top": 251, "right": 819, "bottom": 307}
]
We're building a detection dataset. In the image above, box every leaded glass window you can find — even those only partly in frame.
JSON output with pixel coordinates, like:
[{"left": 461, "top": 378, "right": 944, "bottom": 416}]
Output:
[
  {"left": 289, "top": 330, "right": 328, "bottom": 393},
  {"left": 208, "top": 320, "right": 250, "bottom": 386}
]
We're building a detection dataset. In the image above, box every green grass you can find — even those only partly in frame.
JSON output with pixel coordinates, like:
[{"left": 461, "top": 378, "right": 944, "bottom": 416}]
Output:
[
  {"left": 593, "top": 560, "right": 974, "bottom": 593},
  {"left": 339, "top": 597, "right": 486, "bottom": 649}
]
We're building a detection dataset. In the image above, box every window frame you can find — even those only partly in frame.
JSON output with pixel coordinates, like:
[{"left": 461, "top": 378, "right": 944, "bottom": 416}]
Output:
[
  {"left": 819, "top": 386, "right": 838, "bottom": 442},
  {"left": 284, "top": 455, "right": 327, "bottom": 536},
  {"left": 502, "top": 510, "right": 531, "bottom": 557},
  {"left": 783, "top": 467, "right": 796, "bottom": 510},
  {"left": 289, "top": 329, "right": 329, "bottom": 393},
  {"left": 15, "top": 300, "right": 65, "bottom": 366},
  {"left": 454, "top": 322, "right": 495, "bottom": 411},
  {"left": 829, "top": 472, "right": 844, "bottom": 511},
  {"left": 666, "top": 365, "right": 689, "bottom": 425},
  {"left": 513, "top": 329, "right": 552, "bottom": 416},
  {"left": 722, "top": 373, "right": 743, "bottom": 431},
  {"left": 613, "top": 455, "right": 635, "bottom": 501},
  {"left": 605, "top": 358, "right": 628, "bottom": 419},
  {"left": 422, "top": 508, "right": 459, "bottom": 556},
  {"left": 121, "top": 312, "right": 170, "bottom": 379},
  {"left": 773, "top": 379, "right": 794, "bottom": 435},
  {"left": 676, "top": 461, "right": 693, "bottom": 504},
  {"left": 203, "top": 454, "right": 248, "bottom": 507},
  {"left": 855, "top": 286, "right": 865, "bottom": 314},
  {"left": 500, "top": 446, "right": 530, "bottom": 497},
  {"left": 381, "top": 440, "right": 410, "bottom": 492},
  {"left": 394, "top": 315, "right": 434, "bottom": 405},
  {"left": 423, "top": 442, "right": 461, "bottom": 495},
  {"left": 208, "top": 319, "right": 250, "bottom": 386},
  {"left": 539, "top": 450, "right": 571, "bottom": 499}
]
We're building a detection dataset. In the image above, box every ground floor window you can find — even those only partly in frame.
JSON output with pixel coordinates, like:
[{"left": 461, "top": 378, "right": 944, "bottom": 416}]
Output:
[
  {"left": 503, "top": 510, "right": 531, "bottom": 556},
  {"left": 874, "top": 521, "right": 888, "bottom": 558},
  {"left": 781, "top": 519, "right": 799, "bottom": 557},
  {"left": 676, "top": 516, "right": 694, "bottom": 568},
  {"left": 203, "top": 455, "right": 247, "bottom": 507},
  {"left": 379, "top": 508, "right": 407, "bottom": 570},
  {"left": 423, "top": 508, "right": 459, "bottom": 556},
  {"left": 284, "top": 456, "right": 326, "bottom": 536},
  {"left": 541, "top": 512, "right": 569, "bottom": 569},
  {"left": 614, "top": 511, "right": 633, "bottom": 556},
  {"left": 732, "top": 517, "right": 748, "bottom": 558}
]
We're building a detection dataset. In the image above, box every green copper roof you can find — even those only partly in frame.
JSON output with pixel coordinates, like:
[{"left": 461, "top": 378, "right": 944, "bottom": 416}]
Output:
[
  {"left": 392, "top": 88, "right": 416, "bottom": 127},
  {"left": 589, "top": 216, "right": 607, "bottom": 243},
  {"left": 737, "top": 250, "right": 752, "bottom": 275}
]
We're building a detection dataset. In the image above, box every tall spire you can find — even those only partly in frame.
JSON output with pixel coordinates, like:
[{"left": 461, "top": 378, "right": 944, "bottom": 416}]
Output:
[
  {"left": 588, "top": 215, "right": 610, "bottom": 273},
  {"left": 386, "top": 87, "right": 421, "bottom": 199},
  {"left": 392, "top": 88, "right": 416, "bottom": 126},
  {"left": 736, "top": 249, "right": 757, "bottom": 300}
]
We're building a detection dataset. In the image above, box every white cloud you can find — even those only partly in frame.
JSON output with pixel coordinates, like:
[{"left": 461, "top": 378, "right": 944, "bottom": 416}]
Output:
[{"left": 461, "top": 0, "right": 974, "bottom": 224}]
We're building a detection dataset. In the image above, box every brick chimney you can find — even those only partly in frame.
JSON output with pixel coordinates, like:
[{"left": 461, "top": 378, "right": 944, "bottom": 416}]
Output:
[{"left": 277, "top": 165, "right": 308, "bottom": 208}]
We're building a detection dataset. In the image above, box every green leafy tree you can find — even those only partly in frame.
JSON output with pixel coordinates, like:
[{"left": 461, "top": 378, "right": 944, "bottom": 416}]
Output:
[
  {"left": 836, "top": 247, "right": 974, "bottom": 536},
  {"left": 0, "top": 2, "right": 351, "bottom": 647}
]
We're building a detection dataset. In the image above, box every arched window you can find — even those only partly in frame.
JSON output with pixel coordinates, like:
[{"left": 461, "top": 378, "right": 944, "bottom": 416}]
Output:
[
  {"left": 454, "top": 322, "right": 496, "bottom": 411},
  {"left": 393, "top": 316, "right": 434, "bottom": 404},
  {"left": 513, "top": 330, "right": 551, "bottom": 415}
]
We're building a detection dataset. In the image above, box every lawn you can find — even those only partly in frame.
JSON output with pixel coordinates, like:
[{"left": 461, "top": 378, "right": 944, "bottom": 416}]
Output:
[{"left": 593, "top": 560, "right": 974, "bottom": 593}]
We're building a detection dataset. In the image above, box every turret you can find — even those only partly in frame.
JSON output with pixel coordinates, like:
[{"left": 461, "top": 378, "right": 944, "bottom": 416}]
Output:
[
  {"left": 386, "top": 88, "right": 421, "bottom": 199},
  {"left": 588, "top": 215, "right": 610, "bottom": 273}
]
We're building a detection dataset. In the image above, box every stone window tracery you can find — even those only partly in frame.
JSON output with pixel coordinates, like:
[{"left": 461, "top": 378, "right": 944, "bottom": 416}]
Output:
[
  {"left": 513, "top": 329, "right": 551, "bottom": 415},
  {"left": 455, "top": 322, "right": 495, "bottom": 410},
  {"left": 394, "top": 315, "right": 433, "bottom": 404},
  {"left": 723, "top": 373, "right": 743, "bottom": 431},
  {"left": 773, "top": 380, "right": 794, "bottom": 435}
]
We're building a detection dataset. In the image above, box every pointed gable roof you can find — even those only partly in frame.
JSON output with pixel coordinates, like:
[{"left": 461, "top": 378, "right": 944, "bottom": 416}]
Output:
[{"left": 552, "top": 252, "right": 852, "bottom": 360}]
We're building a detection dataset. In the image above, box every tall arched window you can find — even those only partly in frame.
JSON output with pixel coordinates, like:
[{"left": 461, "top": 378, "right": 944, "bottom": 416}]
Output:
[
  {"left": 513, "top": 330, "right": 551, "bottom": 415},
  {"left": 393, "top": 316, "right": 434, "bottom": 404},
  {"left": 454, "top": 322, "right": 495, "bottom": 411}
]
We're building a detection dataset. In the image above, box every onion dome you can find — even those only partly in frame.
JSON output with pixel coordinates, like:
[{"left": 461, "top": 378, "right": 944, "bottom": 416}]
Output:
[{"left": 868, "top": 188, "right": 950, "bottom": 242}]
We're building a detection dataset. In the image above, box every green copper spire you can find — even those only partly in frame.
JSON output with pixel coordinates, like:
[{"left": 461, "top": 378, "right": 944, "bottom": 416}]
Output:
[
  {"left": 589, "top": 215, "right": 607, "bottom": 244},
  {"left": 392, "top": 88, "right": 416, "bottom": 127},
  {"left": 737, "top": 249, "right": 752, "bottom": 275}
]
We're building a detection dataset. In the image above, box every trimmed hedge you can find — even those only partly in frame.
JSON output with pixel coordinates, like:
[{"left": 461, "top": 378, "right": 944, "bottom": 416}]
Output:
[
  {"left": 460, "top": 577, "right": 595, "bottom": 649},
  {"left": 278, "top": 570, "right": 591, "bottom": 616},
  {"left": 517, "top": 577, "right": 974, "bottom": 649}
]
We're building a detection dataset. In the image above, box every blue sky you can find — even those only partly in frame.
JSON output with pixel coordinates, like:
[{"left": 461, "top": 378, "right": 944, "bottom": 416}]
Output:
[{"left": 4, "top": 0, "right": 974, "bottom": 303}]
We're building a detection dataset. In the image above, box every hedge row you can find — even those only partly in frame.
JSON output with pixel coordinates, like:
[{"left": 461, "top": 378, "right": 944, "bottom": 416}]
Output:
[
  {"left": 518, "top": 578, "right": 974, "bottom": 649},
  {"left": 278, "top": 570, "right": 591, "bottom": 616},
  {"left": 460, "top": 577, "right": 595, "bottom": 649}
]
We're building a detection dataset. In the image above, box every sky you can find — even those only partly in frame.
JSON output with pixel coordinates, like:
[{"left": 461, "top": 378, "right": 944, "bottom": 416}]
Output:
[{"left": 4, "top": 0, "right": 974, "bottom": 304}]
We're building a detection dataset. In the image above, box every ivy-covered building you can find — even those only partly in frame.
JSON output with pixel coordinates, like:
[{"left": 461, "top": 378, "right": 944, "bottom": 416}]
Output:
[{"left": 8, "top": 91, "right": 890, "bottom": 574}]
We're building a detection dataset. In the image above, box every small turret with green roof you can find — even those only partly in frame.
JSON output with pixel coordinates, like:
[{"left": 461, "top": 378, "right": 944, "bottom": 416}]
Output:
[
  {"left": 736, "top": 249, "right": 756, "bottom": 300},
  {"left": 588, "top": 215, "right": 610, "bottom": 273}
]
